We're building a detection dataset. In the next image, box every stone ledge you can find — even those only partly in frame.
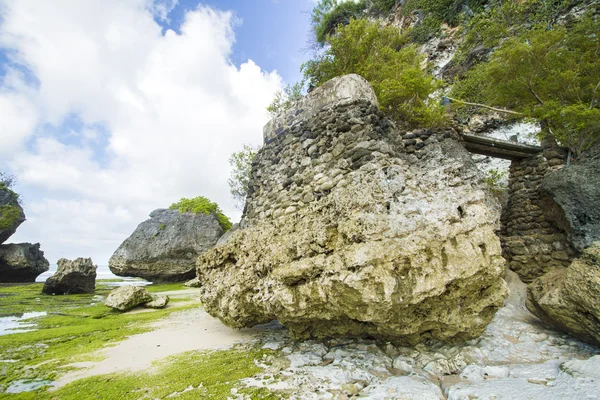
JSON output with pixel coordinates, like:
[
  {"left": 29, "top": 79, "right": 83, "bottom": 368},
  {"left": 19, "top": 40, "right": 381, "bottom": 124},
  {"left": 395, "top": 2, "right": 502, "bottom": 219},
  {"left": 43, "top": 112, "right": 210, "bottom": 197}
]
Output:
[{"left": 263, "top": 74, "right": 379, "bottom": 144}]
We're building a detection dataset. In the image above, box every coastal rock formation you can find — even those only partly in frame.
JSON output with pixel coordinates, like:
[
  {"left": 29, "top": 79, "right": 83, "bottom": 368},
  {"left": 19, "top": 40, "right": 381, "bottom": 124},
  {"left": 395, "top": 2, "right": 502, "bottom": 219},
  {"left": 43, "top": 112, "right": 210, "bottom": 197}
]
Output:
[
  {"left": 0, "top": 243, "right": 49, "bottom": 282},
  {"left": 527, "top": 242, "right": 600, "bottom": 347},
  {"left": 105, "top": 286, "right": 153, "bottom": 311},
  {"left": 109, "top": 209, "right": 224, "bottom": 282},
  {"left": 198, "top": 74, "right": 507, "bottom": 345},
  {"left": 42, "top": 257, "right": 97, "bottom": 295},
  {"left": 540, "top": 140, "right": 600, "bottom": 252},
  {"left": 0, "top": 185, "right": 25, "bottom": 245}
]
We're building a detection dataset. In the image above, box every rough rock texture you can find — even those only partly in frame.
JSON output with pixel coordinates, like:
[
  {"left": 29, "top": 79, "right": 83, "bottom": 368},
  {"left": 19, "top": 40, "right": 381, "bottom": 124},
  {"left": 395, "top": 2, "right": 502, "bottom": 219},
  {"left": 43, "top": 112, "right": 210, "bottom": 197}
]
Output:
[
  {"left": 42, "top": 257, "right": 97, "bottom": 295},
  {"left": 527, "top": 242, "right": 600, "bottom": 347},
  {"left": 0, "top": 243, "right": 49, "bottom": 282},
  {"left": 109, "top": 209, "right": 224, "bottom": 282},
  {"left": 104, "top": 286, "right": 153, "bottom": 311},
  {"left": 144, "top": 294, "right": 169, "bottom": 309},
  {"left": 500, "top": 137, "right": 576, "bottom": 282},
  {"left": 198, "top": 75, "right": 507, "bottom": 345},
  {"left": 540, "top": 140, "right": 600, "bottom": 252},
  {"left": 184, "top": 277, "right": 201, "bottom": 288},
  {"left": 0, "top": 186, "right": 25, "bottom": 245}
]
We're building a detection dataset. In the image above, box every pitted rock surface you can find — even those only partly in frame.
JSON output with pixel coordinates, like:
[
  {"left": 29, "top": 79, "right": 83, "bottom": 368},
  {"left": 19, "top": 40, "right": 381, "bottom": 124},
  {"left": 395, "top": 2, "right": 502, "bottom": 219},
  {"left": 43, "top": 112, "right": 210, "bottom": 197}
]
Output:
[
  {"left": 0, "top": 243, "right": 49, "bottom": 283},
  {"left": 104, "top": 286, "right": 153, "bottom": 311},
  {"left": 198, "top": 76, "right": 508, "bottom": 345},
  {"left": 109, "top": 208, "right": 224, "bottom": 283},
  {"left": 42, "top": 257, "right": 97, "bottom": 295}
]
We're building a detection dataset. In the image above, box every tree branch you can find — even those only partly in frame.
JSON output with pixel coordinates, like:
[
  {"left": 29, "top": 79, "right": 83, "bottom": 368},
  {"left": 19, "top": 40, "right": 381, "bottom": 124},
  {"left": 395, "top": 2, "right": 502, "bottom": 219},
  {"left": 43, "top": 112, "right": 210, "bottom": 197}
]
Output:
[
  {"left": 590, "top": 80, "right": 600, "bottom": 110},
  {"left": 446, "top": 97, "right": 524, "bottom": 116}
]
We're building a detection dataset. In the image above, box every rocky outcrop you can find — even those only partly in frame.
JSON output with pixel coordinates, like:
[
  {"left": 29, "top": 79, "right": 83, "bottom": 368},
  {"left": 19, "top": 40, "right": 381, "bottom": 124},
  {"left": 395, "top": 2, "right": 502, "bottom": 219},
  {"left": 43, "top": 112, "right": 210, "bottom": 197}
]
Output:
[
  {"left": 144, "top": 294, "right": 169, "bottom": 309},
  {"left": 0, "top": 185, "right": 25, "bottom": 245},
  {"left": 540, "top": 140, "right": 600, "bottom": 252},
  {"left": 105, "top": 286, "right": 153, "bottom": 311},
  {"left": 197, "top": 74, "right": 507, "bottom": 345},
  {"left": 527, "top": 242, "right": 600, "bottom": 347},
  {"left": 0, "top": 243, "right": 49, "bottom": 282},
  {"left": 109, "top": 209, "right": 224, "bottom": 283},
  {"left": 42, "top": 257, "right": 97, "bottom": 295}
]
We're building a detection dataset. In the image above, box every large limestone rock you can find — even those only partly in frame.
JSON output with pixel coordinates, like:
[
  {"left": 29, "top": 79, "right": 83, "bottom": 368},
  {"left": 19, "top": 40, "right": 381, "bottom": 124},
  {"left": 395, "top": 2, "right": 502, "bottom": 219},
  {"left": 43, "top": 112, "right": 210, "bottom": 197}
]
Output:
[
  {"left": 0, "top": 185, "right": 25, "bottom": 244},
  {"left": 109, "top": 209, "right": 224, "bottom": 282},
  {"left": 527, "top": 242, "right": 600, "bottom": 347},
  {"left": 0, "top": 243, "right": 49, "bottom": 282},
  {"left": 105, "top": 286, "right": 153, "bottom": 311},
  {"left": 198, "top": 75, "right": 507, "bottom": 345},
  {"left": 540, "top": 140, "right": 600, "bottom": 252},
  {"left": 42, "top": 257, "right": 97, "bottom": 295}
]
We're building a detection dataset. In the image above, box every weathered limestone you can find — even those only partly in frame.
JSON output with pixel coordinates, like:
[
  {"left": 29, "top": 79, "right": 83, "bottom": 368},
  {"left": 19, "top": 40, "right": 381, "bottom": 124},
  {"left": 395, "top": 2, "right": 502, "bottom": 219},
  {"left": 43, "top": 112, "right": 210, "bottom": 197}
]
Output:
[
  {"left": 527, "top": 242, "right": 600, "bottom": 347},
  {"left": 144, "top": 294, "right": 170, "bottom": 309},
  {"left": 109, "top": 209, "right": 224, "bottom": 283},
  {"left": 104, "top": 286, "right": 153, "bottom": 311},
  {"left": 0, "top": 243, "right": 49, "bottom": 282},
  {"left": 198, "top": 75, "right": 507, "bottom": 345},
  {"left": 42, "top": 257, "right": 97, "bottom": 295}
]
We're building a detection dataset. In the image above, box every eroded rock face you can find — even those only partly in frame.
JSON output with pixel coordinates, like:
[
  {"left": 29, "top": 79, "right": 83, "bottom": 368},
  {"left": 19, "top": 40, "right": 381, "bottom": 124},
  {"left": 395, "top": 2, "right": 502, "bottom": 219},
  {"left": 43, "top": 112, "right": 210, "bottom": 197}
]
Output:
[
  {"left": 0, "top": 186, "right": 25, "bottom": 245},
  {"left": 144, "top": 294, "right": 169, "bottom": 309},
  {"left": 540, "top": 140, "right": 600, "bottom": 252},
  {"left": 527, "top": 242, "right": 600, "bottom": 347},
  {"left": 0, "top": 243, "right": 49, "bottom": 282},
  {"left": 42, "top": 257, "right": 97, "bottom": 295},
  {"left": 104, "top": 286, "right": 153, "bottom": 311},
  {"left": 109, "top": 209, "right": 224, "bottom": 283},
  {"left": 197, "top": 75, "right": 507, "bottom": 345}
]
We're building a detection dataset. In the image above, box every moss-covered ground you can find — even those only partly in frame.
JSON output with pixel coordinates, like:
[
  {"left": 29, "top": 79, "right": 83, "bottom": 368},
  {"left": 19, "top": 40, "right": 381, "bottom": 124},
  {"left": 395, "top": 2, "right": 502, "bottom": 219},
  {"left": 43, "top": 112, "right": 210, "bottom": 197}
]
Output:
[{"left": 0, "top": 282, "right": 280, "bottom": 399}]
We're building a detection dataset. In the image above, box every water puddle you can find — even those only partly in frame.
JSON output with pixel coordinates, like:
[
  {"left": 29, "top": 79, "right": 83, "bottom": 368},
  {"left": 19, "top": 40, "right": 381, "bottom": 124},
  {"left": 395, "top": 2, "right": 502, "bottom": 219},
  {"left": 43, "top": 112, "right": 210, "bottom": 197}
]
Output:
[
  {"left": 5, "top": 379, "right": 54, "bottom": 393},
  {"left": 0, "top": 311, "right": 47, "bottom": 336}
]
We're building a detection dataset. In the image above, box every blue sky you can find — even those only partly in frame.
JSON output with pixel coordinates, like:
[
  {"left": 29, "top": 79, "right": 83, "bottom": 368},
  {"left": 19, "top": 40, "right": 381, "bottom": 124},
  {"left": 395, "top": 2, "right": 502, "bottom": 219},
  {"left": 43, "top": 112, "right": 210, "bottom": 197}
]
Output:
[{"left": 0, "top": 0, "right": 317, "bottom": 265}]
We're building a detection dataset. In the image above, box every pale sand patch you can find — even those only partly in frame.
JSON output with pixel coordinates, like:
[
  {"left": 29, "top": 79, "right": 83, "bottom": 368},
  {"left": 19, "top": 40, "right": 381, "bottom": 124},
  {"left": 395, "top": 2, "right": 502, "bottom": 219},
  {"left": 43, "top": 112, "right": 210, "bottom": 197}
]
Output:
[{"left": 52, "top": 306, "right": 258, "bottom": 389}]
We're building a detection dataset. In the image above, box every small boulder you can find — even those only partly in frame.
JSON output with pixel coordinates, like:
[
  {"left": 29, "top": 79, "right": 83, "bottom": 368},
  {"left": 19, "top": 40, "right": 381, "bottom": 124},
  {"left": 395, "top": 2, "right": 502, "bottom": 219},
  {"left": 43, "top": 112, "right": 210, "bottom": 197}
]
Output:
[
  {"left": 144, "top": 294, "right": 169, "bottom": 309},
  {"left": 0, "top": 184, "right": 25, "bottom": 245},
  {"left": 105, "top": 286, "right": 153, "bottom": 311},
  {"left": 42, "top": 257, "right": 97, "bottom": 295},
  {"left": 109, "top": 209, "right": 225, "bottom": 283},
  {"left": 527, "top": 242, "right": 600, "bottom": 347},
  {"left": 184, "top": 277, "right": 201, "bottom": 288},
  {"left": 0, "top": 243, "right": 49, "bottom": 282}
]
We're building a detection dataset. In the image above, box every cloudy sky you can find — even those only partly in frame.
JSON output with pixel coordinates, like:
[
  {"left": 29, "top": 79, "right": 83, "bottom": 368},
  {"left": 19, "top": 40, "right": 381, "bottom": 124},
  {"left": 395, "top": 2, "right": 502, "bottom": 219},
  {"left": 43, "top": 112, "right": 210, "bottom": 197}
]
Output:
[{"left": 0, "top": 0, "right": 316, "bottom": 264}]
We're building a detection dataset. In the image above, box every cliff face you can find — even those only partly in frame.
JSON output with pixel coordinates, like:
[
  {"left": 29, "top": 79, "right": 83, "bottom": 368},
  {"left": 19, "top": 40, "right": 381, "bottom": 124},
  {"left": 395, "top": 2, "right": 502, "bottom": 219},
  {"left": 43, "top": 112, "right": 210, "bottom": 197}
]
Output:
[{"left": 198, "top": 75, "right": 507, "bottom": 345}]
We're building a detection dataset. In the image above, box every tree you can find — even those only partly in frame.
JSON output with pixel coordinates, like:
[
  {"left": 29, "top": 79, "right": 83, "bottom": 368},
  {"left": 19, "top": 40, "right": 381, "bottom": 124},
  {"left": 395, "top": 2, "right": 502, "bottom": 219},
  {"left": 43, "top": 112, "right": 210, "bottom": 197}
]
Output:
[
  {"left": 228, "top": 145, "right": 258, "bottom": 210},
  {"left": 267, "top": 82, "right": 304, "bottom": 117},
  {"left": 452, "top": 13, "right": 600, "bottom": 155},
  {"left": 311, "top": 0, "right": 367, "bottom": 45},
  {"left": 303, "top": 18, "right": 446, "bottom": 128}
]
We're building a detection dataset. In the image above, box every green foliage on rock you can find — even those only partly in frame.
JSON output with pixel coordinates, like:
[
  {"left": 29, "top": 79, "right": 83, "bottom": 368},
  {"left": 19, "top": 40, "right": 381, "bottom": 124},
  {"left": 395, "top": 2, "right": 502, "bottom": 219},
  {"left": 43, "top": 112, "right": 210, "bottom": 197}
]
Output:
[
  {"left": 267, "top": 81, "right": 304, "bottom": 117},
  {"left": 312, "top": 0, "right": 367, "bottom": 44},
  {"left": 228, "top": 144, "right": 258, "bottom": 210},
  {"left": 0, "top": 204, "right": 22, "bottom": 230},
  {"left": 303, "top": 18, "right": 447, "bottom": 128},
  {"left": 169, "top": 197, "right": 232, "bottom": 231},
  {"left": 452, "top": 13, "right": 600, "bottom": 154}
]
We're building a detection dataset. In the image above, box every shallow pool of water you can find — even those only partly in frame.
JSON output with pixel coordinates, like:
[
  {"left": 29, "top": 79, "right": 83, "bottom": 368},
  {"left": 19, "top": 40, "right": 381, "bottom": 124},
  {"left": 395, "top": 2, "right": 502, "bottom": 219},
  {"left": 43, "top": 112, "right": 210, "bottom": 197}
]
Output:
[
  {"left": 5, "top": 379, "right": 54, "bottom": 393},
  {"left": 0, "top": 311, "right": 47, "bottom": 336}
]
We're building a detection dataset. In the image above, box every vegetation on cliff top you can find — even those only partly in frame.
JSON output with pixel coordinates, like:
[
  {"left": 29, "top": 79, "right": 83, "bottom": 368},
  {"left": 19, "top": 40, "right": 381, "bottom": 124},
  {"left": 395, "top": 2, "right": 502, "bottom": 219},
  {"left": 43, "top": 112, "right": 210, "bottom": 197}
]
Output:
[
  {"left": 0, "top": 172, "right": 22, "bottom": 231},
  {"left": 169, "top": 196, "right": 232, "bottom": 231},
  {"left": 228, "top": 145, "right": 258, "bottom": 211}
]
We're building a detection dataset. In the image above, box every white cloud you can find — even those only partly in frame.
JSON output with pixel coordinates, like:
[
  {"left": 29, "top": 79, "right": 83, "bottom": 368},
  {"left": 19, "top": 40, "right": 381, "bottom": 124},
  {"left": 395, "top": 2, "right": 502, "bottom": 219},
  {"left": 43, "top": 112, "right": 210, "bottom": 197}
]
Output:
[{"left": 0, "top": 0, "right": 282, "bottom": 264}]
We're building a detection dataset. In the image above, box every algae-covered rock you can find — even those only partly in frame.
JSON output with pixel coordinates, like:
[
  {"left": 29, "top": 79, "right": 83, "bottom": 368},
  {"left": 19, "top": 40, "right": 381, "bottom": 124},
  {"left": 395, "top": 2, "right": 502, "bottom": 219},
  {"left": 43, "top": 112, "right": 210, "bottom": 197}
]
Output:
[
  {"left": 105, "top": 286, "right": 153, "bottom": 311},
  {"left": 0, "top": 185, "right": 25, "bottom": 245},
  {"left": 109, "top": 208, "right": 224, "bottom": 283},
  {"left": 42, "top": 257, "right": 97, "bottom": 295},
  {"left": 0, "top": 243, "right": 49, "bottom": 282},
  {"left": 144, "top": 294, "right": 169, "bottom": 309},
  {"left": 527, "top": 242, "right": 600, "bottom": 347},
  {"left": 197, "top": 75, "right": 507, "bottom": 345}
]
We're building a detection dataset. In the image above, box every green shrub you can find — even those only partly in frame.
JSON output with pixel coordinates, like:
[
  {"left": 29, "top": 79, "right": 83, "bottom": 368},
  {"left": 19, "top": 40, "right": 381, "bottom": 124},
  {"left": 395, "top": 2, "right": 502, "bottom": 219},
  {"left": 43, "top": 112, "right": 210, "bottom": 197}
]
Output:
[
  {"left": 267, "top": 82, "right": 304, "bottom": 117},
  {"left": 169, "top": 197, "right": 232, "bottom": 231},
  {"left": 303, "top": 18, "right": 447, "bottom": 128},
  {"left": 452, "top": 13, "right": 600, "bottom": 155},
  {"left": 312, "top": 0, "right": 367, "bottom": 44},
  {"left": 0, "top": 204, "right": 22, "bottom": 230}
]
